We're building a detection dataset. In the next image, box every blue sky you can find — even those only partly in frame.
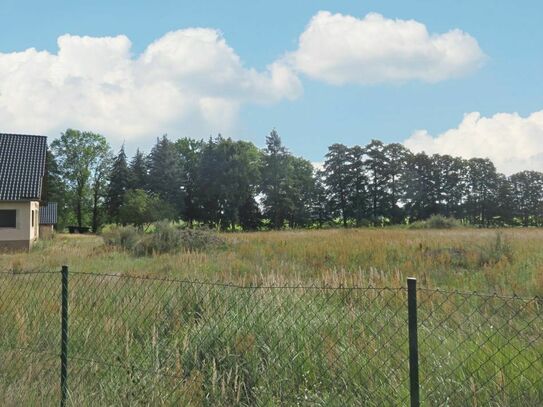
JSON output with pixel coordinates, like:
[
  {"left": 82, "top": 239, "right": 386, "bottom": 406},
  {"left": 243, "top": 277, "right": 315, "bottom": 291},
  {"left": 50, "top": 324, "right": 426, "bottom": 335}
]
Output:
[{"left": 1, "top": 0, "right": 542, "bottom": 173}]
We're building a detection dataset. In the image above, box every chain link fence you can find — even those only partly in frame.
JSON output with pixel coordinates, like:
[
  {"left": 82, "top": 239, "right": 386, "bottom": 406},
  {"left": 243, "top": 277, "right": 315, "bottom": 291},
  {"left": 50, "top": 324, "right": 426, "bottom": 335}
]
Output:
[{"left": 1, "top": 269, "right": 542, "bottom": 406}]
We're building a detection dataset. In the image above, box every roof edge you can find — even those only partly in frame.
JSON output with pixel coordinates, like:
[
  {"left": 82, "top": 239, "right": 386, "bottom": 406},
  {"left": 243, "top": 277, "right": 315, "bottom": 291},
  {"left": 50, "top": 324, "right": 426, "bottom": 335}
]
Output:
[{"left": 0, "top": 132, "right": 47, "bottom": 139}]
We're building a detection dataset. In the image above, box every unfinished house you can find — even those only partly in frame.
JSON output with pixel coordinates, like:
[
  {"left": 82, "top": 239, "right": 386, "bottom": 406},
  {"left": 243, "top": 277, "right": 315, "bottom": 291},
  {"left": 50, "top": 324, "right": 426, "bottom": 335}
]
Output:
[{"left": 0, "top": 133, "right": 47, "bottom": 251}]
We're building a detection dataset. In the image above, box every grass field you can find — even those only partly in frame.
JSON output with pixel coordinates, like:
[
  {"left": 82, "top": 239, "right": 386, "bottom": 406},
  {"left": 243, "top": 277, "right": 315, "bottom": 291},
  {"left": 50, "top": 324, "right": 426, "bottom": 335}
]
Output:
[
  {"left": 1, "top": 228, "right": 542, "bottom": 405},
  {"left": 3, "top": 228, "right": 543, "bottom": 295}
]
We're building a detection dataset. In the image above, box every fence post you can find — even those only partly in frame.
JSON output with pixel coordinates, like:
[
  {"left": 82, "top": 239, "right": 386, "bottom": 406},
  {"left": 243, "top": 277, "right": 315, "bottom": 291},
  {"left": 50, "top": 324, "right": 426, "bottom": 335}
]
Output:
[
  {"left": 60, "top": 265, "right": 69, "bottom": 407},
  {"left": 407, "top": 277, "right": 420, "bottom": 407}
]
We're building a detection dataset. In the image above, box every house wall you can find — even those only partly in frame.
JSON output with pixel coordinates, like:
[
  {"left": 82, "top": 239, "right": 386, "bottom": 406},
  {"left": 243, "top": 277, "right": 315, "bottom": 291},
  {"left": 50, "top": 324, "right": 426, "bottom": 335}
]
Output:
[{"left": 0, "top": 201, "right": 40, "bottom": 251}]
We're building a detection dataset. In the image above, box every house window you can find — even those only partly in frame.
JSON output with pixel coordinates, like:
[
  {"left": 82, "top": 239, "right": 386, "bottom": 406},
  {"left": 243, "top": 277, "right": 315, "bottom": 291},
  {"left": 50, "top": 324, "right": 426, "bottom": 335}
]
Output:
[
  {"left": 0, "top": 210, "right": 16, "bottom": 228},
  {"left": 32, "top": 210, "right": 35, "bottom": 227}
]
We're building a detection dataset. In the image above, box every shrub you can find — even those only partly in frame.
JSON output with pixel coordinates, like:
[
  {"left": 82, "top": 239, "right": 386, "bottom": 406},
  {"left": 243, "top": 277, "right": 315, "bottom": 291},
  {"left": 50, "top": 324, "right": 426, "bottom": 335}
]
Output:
[
  {"left": 426, "top": 215, "right": 460, "bottom": 229},
  {"left": 409, "top": 215, "right": 460, "bottom": 229},
  {"left": 407, "top": 220, "right": 427, "bottom": 230},
  {"left": 102, "top": 225, "right": 140, "bottom": 250},
  {"left": 102, "top": 222, "right": 225, "bottom": 256}
]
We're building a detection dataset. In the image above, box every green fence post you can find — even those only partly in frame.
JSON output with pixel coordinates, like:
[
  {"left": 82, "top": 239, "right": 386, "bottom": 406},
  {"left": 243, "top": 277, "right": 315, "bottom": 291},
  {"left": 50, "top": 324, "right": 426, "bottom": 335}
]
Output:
[
  {"left": 408, "top": 277, "right": 420, "bottom": 407},
  {"left": 60, "top": 265, "right": 69, "bottom": 407}
]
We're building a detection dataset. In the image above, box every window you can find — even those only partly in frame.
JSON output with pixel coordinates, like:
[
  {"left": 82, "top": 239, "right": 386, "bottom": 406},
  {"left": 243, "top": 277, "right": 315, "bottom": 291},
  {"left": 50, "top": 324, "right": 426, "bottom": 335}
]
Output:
[
  {"left": 0, "top": 210, "right": 16, "bottom": 228},
  {"left": 32, "top": 210, "right": 35, "bottom": 227}
]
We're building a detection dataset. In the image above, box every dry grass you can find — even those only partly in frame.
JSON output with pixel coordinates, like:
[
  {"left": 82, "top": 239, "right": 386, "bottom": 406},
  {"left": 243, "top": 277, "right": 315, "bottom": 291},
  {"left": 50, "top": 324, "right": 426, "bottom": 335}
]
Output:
[
  {"left": 1, "top": 228, "right": 542, "bottom": 405},
  {"left": 2, "top": 228, "right": 543, "bottom": 295}
]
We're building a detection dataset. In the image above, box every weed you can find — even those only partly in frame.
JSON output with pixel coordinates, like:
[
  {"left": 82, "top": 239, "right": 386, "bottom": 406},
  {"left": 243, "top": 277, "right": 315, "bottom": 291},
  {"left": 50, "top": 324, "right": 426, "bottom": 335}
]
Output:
[{"left": 103, "top": 221, "right": 225, "bottom": 256}]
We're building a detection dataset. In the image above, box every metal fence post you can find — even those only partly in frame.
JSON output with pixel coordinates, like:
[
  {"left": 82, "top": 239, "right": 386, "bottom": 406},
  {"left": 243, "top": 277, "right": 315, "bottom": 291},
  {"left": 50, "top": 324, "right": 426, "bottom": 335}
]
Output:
[
  {"left": 407, "top": 277, "right": 420, "bottom": 407},
  {"left": 61, "top": 265, "right": 69, "bottom": 407}
]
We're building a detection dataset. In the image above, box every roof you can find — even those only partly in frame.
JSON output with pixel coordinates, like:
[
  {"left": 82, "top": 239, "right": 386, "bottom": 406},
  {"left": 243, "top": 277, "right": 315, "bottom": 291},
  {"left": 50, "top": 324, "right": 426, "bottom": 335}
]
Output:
[
  {"left": 0, "top": 133, "right": 47, "bottom": 201},
  {"left": 40, "top": 202, "right": 58, "bottom": 225}
]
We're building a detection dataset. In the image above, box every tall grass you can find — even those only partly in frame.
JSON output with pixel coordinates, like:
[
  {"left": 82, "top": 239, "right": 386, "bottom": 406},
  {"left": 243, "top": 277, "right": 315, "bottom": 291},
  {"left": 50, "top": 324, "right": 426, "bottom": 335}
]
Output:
[
  {"left": 1, "top": 272, "right": 541, "bottom": 405},
  {"left": 102, "top": 222, "right": 225, "bottom": 256},
  {"left": 1, "top": 229, "right": 542, "bottom": 405},
  {"left": 2, "top": 228, "right": 542, "bottom": 295}
]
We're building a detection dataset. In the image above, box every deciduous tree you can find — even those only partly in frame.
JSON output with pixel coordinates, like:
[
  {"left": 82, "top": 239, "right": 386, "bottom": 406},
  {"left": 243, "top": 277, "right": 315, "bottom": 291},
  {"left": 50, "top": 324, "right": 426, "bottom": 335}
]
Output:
[{"left": 51, "top": 129, "right": 112, "bottom": 229}]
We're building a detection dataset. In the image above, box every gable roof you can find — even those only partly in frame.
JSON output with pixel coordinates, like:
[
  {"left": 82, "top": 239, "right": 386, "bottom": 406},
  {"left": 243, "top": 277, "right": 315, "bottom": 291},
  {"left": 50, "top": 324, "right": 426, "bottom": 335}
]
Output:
[
  {"left": 40, "top": 202, "right": 58, "bottom": 225},
  {"left": 0, "top": 133, "right": 47, "bottom": 201}
]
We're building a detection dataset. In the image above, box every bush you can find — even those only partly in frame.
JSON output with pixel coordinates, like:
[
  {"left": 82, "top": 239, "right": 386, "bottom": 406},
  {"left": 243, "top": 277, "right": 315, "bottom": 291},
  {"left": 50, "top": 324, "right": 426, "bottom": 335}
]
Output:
[
  {"left": 178, "top": 228, "right": 226, "bottom": 252},
  {"left": 102, "top": 225, "right": 140, "bottom": 249},
  {"left": 102, "top": 222, "right": 225, "bottom": 256},
  {"left": 426, "top": 215, "right": 460, "bottom": 229},
  {"left": 409, "top": 215, "right": 460, "bottom": 229}
]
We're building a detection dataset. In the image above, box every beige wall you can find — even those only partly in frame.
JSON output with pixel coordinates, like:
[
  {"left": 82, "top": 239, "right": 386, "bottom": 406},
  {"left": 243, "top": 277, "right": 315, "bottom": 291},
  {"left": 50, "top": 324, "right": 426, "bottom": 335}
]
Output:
[{"left": 0, "top": 201, "right": 40, "bottom": 250}]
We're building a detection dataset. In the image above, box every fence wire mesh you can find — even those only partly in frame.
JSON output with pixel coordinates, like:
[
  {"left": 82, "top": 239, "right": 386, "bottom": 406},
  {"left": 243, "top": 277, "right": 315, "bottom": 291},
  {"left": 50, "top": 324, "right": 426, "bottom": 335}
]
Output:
[
  {"left": 1, "top": 270, "right": 542, "bottom": 406},
  {"left": 417, "top": 289, "right": 543, "bottom": 406},
  {"left": 0, "top": 271, "right": 61, "bottom": 405}
]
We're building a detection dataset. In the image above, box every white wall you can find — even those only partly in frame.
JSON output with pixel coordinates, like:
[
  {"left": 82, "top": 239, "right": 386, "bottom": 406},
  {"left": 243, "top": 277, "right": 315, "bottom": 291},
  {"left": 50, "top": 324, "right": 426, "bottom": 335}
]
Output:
[{"left": 0, "top": 201, "right": 40, "bottom": 247}]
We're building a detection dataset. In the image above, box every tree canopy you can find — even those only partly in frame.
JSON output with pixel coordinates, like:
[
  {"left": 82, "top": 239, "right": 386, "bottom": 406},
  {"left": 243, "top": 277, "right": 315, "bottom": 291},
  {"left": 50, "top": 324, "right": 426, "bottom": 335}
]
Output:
[{"left": 47, "top": 128, "right": 543, "bottom": 231}]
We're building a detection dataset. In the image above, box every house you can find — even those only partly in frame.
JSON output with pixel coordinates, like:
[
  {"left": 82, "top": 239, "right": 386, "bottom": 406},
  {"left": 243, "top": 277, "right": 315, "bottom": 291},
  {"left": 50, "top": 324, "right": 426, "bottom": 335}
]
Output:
[
  {"left": 39, "top": 202, "right": 58, "bottom": 238},
  {"left": 0, "top": 133, "right": 47, "bottom": 251}
]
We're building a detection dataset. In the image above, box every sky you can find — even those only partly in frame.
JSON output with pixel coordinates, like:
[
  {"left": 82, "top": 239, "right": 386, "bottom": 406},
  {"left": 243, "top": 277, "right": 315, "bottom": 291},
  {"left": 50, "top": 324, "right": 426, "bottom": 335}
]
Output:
[{"left": 1, "top": 0, "right": 542, "bottom": 174}]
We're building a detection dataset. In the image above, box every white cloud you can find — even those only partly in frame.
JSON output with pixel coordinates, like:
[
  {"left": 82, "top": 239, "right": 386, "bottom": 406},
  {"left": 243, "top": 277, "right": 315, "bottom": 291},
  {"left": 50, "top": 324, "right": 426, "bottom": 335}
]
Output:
[
  {"left": 0, "top": 29, "right": 301, "bottom": 145},
  {"left": 311, "top": 161, "right": 324, "bottom": 172},
  {"left": 286, "top": 11, "right": 485, "bottom": 85},
  {"left": 404, "top": 110, "right": 543, "bottom": 175}
]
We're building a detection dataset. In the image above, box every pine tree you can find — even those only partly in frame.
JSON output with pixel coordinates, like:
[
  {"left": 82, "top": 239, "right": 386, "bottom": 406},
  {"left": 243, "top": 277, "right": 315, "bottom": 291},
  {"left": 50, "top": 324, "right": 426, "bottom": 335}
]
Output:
[
  {"left": 261, "top": 130, "right": 291, "bottom": 229},
  {"left": 383, "top": 143, "right": 410, "bottom": 223},
  {"left": 310, "top": 171, "right": 332, "bottom": 228},
  {"left": 287, "top": 156, "right": 315, "bottom": 228},
  {"left": 175, "top": 138, "right": 204, "bottom": 226},
  {"left": 129, "top": 149, "right": 148, "bottom": 190},
  {"left": 147, "top": 136, "right": 185, "bottom": 218},
  {"left": 239, "top": 196, "right": 262, "bottom": 230},
  {"left": 510, "top": 171, "right": 543, "bottom": 226},
  {"left": 495, "top": 175, "right": 515, "bottom": 226},
  {"left": 323, "top": 143, "right": 352, "bottom": 227},
  {"left": 348, "top": 145, "right": 368, "bottom": 226},
  {"left": 194, "top": 136, "right": 262, "bottom": 229},
  {"left": 403, "top": 152, "right": 437, "bottom": 221},
  {"left": 364, "top": 140, "right": 390, "bottom": 222},
  {"left": 106, "top": 145, "right": 131, "bottom": 223},
  {"left": 432, "top": 154, "right": 467, "bottom": 218},
  {"left": 465, "top": 158, "right": 500, "bottom": 226}
]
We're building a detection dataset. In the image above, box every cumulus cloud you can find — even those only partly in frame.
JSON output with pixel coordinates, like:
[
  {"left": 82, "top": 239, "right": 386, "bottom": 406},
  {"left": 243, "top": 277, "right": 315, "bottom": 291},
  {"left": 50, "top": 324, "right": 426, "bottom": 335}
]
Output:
[
  {"left": 311, "top": 161, "right": 324, "bottom": 172},
  {"left": 404, "top": 110, "right": 543, "bottom": 175},
  {"left": 286, "top": 11, "right": 485, "bottom": 85},
  {"left": 0, "top": 29, "right": 301, "bottom": 144}
]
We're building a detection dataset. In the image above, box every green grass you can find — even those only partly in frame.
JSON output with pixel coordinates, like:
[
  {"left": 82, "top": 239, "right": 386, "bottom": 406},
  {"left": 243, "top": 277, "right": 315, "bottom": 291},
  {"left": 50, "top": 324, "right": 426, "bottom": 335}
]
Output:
[{"left": 1, "top": 229, "right": 542, "bottom": 405}]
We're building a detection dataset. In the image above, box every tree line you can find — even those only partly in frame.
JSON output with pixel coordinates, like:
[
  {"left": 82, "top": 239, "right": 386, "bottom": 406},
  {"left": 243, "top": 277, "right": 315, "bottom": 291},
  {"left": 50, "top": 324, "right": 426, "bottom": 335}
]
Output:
[{"left": 43, "top": 128, "right": 543, "bottom": 231}]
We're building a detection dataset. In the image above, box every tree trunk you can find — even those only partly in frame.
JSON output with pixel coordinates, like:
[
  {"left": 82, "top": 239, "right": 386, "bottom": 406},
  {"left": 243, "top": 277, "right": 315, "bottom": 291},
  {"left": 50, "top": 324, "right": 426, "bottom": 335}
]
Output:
[
  {"left": 76, "top": 191, "right": 83, "bottom": 228},
  {"left": 92, "top": 190, "right": 99, "bottom": 233}
]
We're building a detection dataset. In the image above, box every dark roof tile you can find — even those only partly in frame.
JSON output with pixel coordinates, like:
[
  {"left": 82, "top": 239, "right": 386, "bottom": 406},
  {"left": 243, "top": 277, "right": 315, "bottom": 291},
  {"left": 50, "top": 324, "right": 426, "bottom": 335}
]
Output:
[
  {"left": 39, "top": 202, "right": 58, "bottom": 224},
  {"left": 0, "top": 133, "right": 47, "bottom": 201}
]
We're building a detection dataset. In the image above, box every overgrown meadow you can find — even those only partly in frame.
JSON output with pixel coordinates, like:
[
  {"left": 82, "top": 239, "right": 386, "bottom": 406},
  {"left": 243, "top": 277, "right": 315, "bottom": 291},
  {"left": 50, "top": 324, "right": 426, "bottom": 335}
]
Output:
[{"left": 1, "top": 228, "right": 542, "bottom": 405}]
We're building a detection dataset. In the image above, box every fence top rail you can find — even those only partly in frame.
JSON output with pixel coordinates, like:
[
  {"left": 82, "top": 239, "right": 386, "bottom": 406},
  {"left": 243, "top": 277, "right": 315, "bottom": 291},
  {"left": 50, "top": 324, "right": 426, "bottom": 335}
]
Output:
[
  {"left": 417, "top": 287, "right": 541, "bottom": 302},
  {"left": 0, "top": 269, "right": 59, "bottom": 276},
  {"left": 1, "top": 269, "right": 541, "bottom": 301},
  {"left": 68, "top": 271, "right": 409, "bottom": 291},
  {"left": 1, "top": 269, "right": 405, "bottom": 291}
]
